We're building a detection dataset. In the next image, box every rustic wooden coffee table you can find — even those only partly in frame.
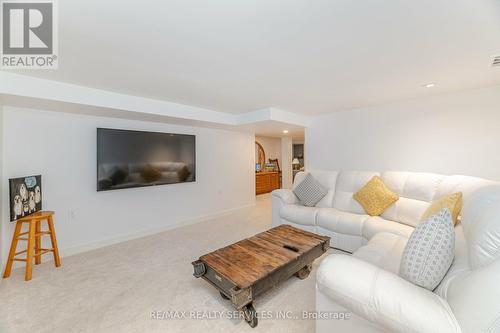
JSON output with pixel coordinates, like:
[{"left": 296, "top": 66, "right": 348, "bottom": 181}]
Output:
[{"left": 192, "top": 224, "right": 330, "bottom": 328}]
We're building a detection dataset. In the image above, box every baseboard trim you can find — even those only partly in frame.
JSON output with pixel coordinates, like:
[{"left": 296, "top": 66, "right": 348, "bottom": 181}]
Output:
[
  {"left": 59, "top": 203, "right": 256, "bottom": 258},
  {"left": 2, "top": 203, "right": 256, "bottom": 269}
]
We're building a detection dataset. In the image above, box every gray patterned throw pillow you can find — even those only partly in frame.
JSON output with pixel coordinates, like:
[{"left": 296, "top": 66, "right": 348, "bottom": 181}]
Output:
[
  {"left": 293, "top": 173, "right": 327, "bottom": 207},
  {"left": 399, "top": 208, "right": 455, "bottom": 290}
]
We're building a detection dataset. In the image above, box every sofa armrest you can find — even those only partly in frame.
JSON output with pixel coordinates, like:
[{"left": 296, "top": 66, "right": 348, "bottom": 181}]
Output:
[
  {"left": 271, "top": 189, "right": 299, "bottom": 205},
  {"left": 316, "top": 255, "right": 462, "bottom": 333}
]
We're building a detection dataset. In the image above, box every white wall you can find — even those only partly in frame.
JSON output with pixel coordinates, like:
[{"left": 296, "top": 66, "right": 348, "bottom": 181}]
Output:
[
  {"left": 1, "top": 107, "right": 255, "bottom": 264},
  {"left": 306, "top": 85, "right": 500, "bottom": 181},
  {"left": 255, "top": 136, "right": 282, "bottom": 168},
  {"left": 281, "top": 137, "right": 293, "bottom": 189}
]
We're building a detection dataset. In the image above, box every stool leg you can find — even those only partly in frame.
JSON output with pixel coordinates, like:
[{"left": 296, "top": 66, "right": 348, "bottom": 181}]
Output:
[
  {"left": 35, "top": 220, "right": 41, "bottom": 265},
  {"left": 25, "top": 221, "right": 36, "bottom": 281},
  {"left": 3, "top": 221, "right": 23, "bottom": 278},
  {"left": 47, "top": 215, "right": 61, "bottom": 267}
]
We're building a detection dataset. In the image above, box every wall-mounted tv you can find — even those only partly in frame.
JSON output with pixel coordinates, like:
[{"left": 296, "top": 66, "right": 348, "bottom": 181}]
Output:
[{"left": 97, "top": 128, "right": 196, "bottom": 191}]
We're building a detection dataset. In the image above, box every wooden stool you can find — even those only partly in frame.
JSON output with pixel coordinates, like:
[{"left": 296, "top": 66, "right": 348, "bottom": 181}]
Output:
[{"left": 3, "top": 211, "right": 61, "bottom": 281}]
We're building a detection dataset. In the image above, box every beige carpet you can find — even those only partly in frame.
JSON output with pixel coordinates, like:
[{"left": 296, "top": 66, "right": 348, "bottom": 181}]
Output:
[{"left": 0, "top": 194, "right": 341, "bottom": 333}]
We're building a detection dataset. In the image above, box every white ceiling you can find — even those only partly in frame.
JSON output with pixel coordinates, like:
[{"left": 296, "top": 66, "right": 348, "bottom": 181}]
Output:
[
  {"left": 0, "top": 93, "right": 305, "bottom": 139},
  {"left": 0, "top": 73, "right": 307, "bottom": 139},
  {"left": 4, "top": 0, "right": 500, "bottom": 115},
  {"left": 240, "top": 121, "right": 305, "bottom": 140}
]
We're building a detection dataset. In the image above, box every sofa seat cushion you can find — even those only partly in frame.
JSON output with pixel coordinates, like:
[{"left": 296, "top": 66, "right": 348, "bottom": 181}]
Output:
[
  {"left": 362, "top": 216, "right": 414, "bottom": 240},
  {"left": 316, "top": 255, "right": 462, "bottom": 333},
  {"left": 280, "top": 204, "right": 319, "bottom": 226},
  {"left": 317, "top": 208, "right": 370, "bottom": 237},
  {"left": 353, "top": 232, "right": 408, "bottom": 274}
]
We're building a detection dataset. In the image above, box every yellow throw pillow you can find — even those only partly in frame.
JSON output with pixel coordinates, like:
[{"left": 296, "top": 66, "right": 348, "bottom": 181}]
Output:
[
  {"left": 353, "top": 176, "right": 399, "bottom": 216},
  {"left": 421, "top": 192, "right": 463, "bottom": 225}
]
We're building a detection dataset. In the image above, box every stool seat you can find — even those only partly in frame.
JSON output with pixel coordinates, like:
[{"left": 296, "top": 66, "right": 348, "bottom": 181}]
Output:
[
  {"left": 3, "top": 211, "right": 61, "bottom": 281},
  {"left": 16, "top": 211, "right": 55, "bottom": 222}
]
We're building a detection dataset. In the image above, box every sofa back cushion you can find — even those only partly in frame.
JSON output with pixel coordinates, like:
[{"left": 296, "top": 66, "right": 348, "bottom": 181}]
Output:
[
  {"left": 461, "top": 185, "right": 500, "bottom": 269},
  {"left": 435, "top": 175, "right": 495, "bottom": 205},
  {"left": 440, "top": 185, "right": 500, "bottom": 333},
  {"left": 381, "top": 172, "right": 445, "bottom": 227},
  {"left": 293, "top": 170, "right": 339, "bottom": 208},
  {"left": 333, "top": 171, "right": 380, "bottom": 214}
]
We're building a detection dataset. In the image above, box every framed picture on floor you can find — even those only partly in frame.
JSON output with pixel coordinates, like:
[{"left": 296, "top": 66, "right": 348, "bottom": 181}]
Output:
[{"left": 9, "top": 175, "right": 42, "bottom": 222}]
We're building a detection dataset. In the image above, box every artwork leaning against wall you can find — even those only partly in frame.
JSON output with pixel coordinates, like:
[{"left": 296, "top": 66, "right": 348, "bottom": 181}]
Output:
[{"left": 9, "top": 175, "right": 42, "bottom": 222}]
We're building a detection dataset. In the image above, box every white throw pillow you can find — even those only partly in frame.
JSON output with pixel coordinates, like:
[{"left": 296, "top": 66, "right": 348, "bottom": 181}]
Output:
[
  {"left": 399, "top": 208, "right": 455, "bottom": 290},
  {"left": 293, "top": 173, "right": 327, "bottom": 207}
]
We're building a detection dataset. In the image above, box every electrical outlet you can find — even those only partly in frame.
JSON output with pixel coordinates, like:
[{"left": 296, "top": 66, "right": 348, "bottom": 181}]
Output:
[{"left": 68, "top": 209, "right": 77, "bottom": 221}]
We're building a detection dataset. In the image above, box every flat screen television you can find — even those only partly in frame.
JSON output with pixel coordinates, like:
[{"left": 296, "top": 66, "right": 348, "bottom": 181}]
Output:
[{"left": 97, "top": 128, "right": 196, "bottom": 191}]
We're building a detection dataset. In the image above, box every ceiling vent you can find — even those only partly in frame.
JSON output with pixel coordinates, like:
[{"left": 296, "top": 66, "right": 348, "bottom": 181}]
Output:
[{"left": 492, "top": 55, "right": 500, "bottom": 67}]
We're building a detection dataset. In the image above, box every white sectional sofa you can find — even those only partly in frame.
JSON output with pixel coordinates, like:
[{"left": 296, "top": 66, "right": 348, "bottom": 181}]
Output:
[{"left": 271, "top": 170, "right": 499, "bottom": 333}]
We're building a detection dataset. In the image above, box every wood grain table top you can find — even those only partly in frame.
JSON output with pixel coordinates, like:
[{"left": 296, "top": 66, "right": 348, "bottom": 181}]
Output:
[{"left": 199, "top": 225, "right": 329, "bottom": 289}]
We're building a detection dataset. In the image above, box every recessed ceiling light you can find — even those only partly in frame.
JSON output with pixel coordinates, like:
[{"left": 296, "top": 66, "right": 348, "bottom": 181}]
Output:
[
  {"left": 423, "top": 83, "right": 435, "bottom": 88},
  {"left": 282, "top": 130, "right": 289, "bottom": 134}
]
